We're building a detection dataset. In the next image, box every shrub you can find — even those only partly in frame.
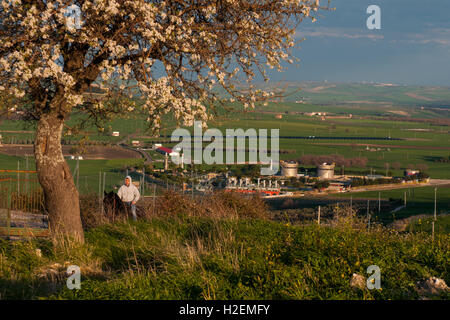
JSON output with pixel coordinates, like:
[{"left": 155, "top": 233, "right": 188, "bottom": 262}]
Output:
[{"left": 151, "top": 190, "right": 269, "bottom": 220}]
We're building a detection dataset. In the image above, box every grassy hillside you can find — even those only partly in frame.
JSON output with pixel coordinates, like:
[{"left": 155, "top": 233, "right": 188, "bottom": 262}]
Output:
[
  {"left": 1, "top": 197, "right": 448, "bottom": 300},
  {"left": 257, "top": 81, "right": 450, "bottom": 110}
]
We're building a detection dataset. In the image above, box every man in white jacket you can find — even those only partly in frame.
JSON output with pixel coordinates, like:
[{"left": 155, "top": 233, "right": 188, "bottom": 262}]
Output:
[{"left": 117, "top": 175, "right": 140, "bottom": 221}]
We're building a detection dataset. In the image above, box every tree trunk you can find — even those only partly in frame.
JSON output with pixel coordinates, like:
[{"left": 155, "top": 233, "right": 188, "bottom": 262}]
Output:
[{"left": 34, "top": 113, "right": 84, "bottom": 242}]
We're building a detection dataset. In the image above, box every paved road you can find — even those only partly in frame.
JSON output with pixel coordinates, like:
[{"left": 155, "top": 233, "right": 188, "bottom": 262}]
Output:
[
  {"left": 117, "top": 142, "right": 153, "bottom": 163},
  {"left": 276, "top": 179, "right": 450, "bottom": 200},
  {"left": 337, "top": 179, "right": 450, "bottom": 194}
]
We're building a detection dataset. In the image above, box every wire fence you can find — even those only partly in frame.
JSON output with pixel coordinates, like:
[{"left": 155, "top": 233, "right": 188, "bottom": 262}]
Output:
[{"left": 0, "top": 170, "right": 47, "bottom": 239}]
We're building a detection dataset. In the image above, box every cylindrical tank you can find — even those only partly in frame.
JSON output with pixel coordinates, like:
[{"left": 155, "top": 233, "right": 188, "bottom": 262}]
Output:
[
  {"left": 281, "top": 161, "right": 299, "bottom": 177},
  {"left": 317, "top": 163, "right": 335, "bottom": 180}
]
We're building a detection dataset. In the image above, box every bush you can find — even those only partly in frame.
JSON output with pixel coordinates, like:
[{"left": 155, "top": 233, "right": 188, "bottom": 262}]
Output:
[
  {"left": 314, "top": 181, "right": 330, "bottom": 190},
  {"left": 151, "top": 190, "right": 269, "bottom": 220}
]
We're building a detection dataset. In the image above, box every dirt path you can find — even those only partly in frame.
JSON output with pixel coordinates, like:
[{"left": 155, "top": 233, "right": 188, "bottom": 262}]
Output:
[
  {"left": 405, "top": 92, "right": 435, "bottom": 102},
  {"left": 0, "top": 144, "right": 141, "bottom": 159}
]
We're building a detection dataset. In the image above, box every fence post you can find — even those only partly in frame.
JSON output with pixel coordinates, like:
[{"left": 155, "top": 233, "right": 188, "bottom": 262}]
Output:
[
  {"left": 431, "top": 221, "right": 435, "bottom": 243},
  {"left": 153, "top": 184, "right": 156, "bottom": 214},
  {"left": 17, "top": 161, "right": 20, "bottom": 194},
  {"left": 142, "top": 167, "right": 145, "bottom": 196},
  {"left": 98, "top": 171, "right": 102, "bottom": 208},
  {"left": 434, "top": 187, "right": 437, "bottom": 221},
  {"left": 7, "top": 183, "right": 11, "bottom": 240},
  {"left": 378, "top": 192, "right": 381, "bottom": 212},
  {"left": 26, "top": 156, "right": 29, "bottom": 193},
  {"left": 317, "top": 205, "right": 321, "bottom": 226},
  {"left": 76, "top": 158, "right": 80, "bottom": 190},
  {"left": 102, "top": 172, "right": 106, "bottom": 195}
]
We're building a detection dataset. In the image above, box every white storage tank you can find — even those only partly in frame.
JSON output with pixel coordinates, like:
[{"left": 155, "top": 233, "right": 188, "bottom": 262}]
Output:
[
  {"left": 317, "top": 162, "right": 335, "bottom": 180},
  {"left": 281, "top": 161, "right": 299, "bottom": 177}
]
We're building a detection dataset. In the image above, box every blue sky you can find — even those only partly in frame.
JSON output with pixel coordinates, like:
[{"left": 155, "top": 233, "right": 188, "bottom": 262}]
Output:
[{"left": 268, "top": 0, "right": 450, "bottom": 86}]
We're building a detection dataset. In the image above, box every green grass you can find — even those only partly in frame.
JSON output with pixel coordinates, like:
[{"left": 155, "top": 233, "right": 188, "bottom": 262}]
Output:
[
  {"left": 0, "top": 215, "right": 448, "bottom": 300},
  {"left": 65, "top": 158, "right": 146, "bottom": 195},
  {"left": 336, "top": 185, "right": 450, "bottom": 222},
  {"left": 408, "top": 215, "right": 450, "bottom": 235},
  {"left": 0, "top": 155, "right": 147, "bottom": 195}
]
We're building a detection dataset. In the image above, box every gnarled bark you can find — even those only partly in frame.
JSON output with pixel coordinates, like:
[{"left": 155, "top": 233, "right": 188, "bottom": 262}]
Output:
[{"left": 34, "top": 113, "right": 84, "bottom": 242}]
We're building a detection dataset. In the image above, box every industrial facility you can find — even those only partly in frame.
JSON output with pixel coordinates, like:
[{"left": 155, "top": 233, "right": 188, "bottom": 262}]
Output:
[
  {"left": 281, "top": 161, "right": 299, "bottom": 177},
  {"left": 317, "top": 162, "right": 335, "bottom": 180}
]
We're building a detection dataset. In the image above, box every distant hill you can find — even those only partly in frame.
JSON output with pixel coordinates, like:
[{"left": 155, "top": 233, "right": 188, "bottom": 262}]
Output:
[{"left": 252, "top": 81, "right": 450, "bottom": 109}]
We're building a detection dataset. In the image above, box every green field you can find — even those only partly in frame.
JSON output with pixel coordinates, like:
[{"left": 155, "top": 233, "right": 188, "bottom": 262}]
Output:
[
  {"left": 409, "top": 215, "right": 450, "bottom": 235},
  {"left": 255, "top": 81, "right": 450, "bottom": 112},
  {"left": 1, "top": 82, "right": 449, "bottom": 195},
  {"left": 1, "top": 82, "right": 449, "bottom": 301}
]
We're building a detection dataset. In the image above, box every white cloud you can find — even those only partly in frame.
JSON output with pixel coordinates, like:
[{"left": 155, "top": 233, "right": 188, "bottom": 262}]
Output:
[
  {"left": 297, "top": 26, "right": 450, "bottom": 46},
  {"left": 296, "top": 27, "right": 384, "bottom": 41},
  {"left": 395, "top": 28, "right": 450, "bottom": 46}
]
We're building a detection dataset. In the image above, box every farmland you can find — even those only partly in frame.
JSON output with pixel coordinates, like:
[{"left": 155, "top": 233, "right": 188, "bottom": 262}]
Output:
[
  {"left": 1, "top": 81, "right": 449, "bottom": 212},
  {"left": 1, "top": 82, "right": 449, "bottom": 301}
]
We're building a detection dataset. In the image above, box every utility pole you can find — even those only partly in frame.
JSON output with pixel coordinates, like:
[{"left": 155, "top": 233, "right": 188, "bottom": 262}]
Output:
[{"left": 404, "top": 191, "right": 407, "bottom": 206}]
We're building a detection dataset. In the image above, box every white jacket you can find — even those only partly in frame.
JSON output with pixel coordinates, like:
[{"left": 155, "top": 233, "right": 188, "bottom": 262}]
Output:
[{"left": 118, "top": 176, "right": 140, "bottom": 203}]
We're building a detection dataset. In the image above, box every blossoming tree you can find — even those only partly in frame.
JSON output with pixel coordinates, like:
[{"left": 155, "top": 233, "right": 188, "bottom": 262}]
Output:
[{"left": 0, "top": 0, "right": 324, "bottom": 240}]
